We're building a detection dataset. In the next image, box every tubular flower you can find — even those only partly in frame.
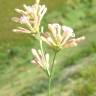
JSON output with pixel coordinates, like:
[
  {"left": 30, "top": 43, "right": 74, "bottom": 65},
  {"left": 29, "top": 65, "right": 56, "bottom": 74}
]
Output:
[
  {"left": 42, "top": 23, "right": 85, "bottom": 50},
  {"left": 31, "top": 49, "right": 50, "bottom": 75},
  {"left": 12, "top": 0, "right": 47, "bottom": 34}
]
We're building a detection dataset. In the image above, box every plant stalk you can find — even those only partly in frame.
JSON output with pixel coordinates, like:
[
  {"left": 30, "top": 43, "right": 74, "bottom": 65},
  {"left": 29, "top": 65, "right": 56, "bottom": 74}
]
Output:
[{"left": 48, "top": 51, "right": 57, "bottom": 96}]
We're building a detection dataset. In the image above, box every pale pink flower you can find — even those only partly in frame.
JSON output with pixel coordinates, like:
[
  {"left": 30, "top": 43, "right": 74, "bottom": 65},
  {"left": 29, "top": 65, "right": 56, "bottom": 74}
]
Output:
[
  {"left": 19, "top": 15, "right": 29, "bottom": 24},
  {"left": 12, "top": 0, "right": 47, "bottom": 34},
  {"left": 64, "top": 36, "right": 85, "bottom": 48},
  {"left": 12, "top": 15, "right": 33, "bottom": 33},
  {"left": 13, "top": 27, "right": 31, "bottom": 33},
  {"left": 42, "top": 23, "right": 85, "bottom": 50},
  {"left": 31, "top": 49, "right": 50, "bottom": 75}
]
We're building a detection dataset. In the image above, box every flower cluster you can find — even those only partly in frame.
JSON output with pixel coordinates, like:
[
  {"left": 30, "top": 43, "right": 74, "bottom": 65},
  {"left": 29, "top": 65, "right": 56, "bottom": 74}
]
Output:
[
  {"left": 12, "top": 0, "right": 85, "bottom": 96},
  {"left": 42, "top": 23, "right": 85, "bottom": 50},
  {"left": 12, "top": 0, "right": 47, "bottom": 34},
  {"left": 12, "top": 0, "right": 85, "bottom": 95},
  {"left": 31, "top": 49, "right": 50, "bottom": 75},
  {"left": 12, "top": 0, "right": 85, "bottom": 76}
]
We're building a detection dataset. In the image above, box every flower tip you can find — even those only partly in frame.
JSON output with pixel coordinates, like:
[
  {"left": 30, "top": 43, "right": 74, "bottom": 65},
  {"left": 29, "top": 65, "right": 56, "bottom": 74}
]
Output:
[
  {"left": 15, "top": 8, "right": 20, "bottom": 12},
  {"left": 23, "top": 4, "right": 26, "bottom": 7},
  {"left": 11, "top": 17, "right": 19, "bottom": 22},
  {"left": 31, "top": 60, "right": 36, "bottom": 64},
  {"left": 23, "top": 4, "right": 27, "bottom": 9},
  {"left": 32, "top": 48, "right": 36, "bottom": 51},
  {"left": 62, "top": 26, "right": 73, "bottom": 33},
  {"left": 12, "top": 29, "right": 17, "bottom": 32},
  {"left": 81, "top": 36, "right": 85, "bottom": 40},
  {"left": 77, "top": 36, "right": 85, "bottom": 42},
  {"left": 15, "top": 8, "right": 24, "bottom": 14},
  {"left": 36, "top": 0, "right": 40, "bottom": 4},
  {"left": 31, "top": 48, "right": 37, "bottom": 54}
]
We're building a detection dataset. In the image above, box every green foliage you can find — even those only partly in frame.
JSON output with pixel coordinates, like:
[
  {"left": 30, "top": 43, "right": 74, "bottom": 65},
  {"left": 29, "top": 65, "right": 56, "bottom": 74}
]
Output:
[{"left": 0, "top": 0, "right": 96, "bottom": 96}]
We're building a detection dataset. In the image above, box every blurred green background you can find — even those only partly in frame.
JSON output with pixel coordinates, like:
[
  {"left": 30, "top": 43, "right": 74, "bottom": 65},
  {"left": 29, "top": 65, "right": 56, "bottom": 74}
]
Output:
[{"left": 0, "top": 0, "right": 96, "bottom": 96}]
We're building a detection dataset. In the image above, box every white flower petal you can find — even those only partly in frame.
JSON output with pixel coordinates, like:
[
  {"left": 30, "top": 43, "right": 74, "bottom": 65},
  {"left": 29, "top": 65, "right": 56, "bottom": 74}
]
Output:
[
  {"left": 40, "top": 6, "right": 47, "bottom": 20},
  {"left": 15, "top": 8, "right": 27, "bottom": 15},
  {"left": 47, "top": 37, "right": 56, "bottom": 46},
  {"left": 20, "top": 15, "right": 29, "bottom": 24},
  {"left": 48, "top": 24, "right": 57, "bottom": 39},
  {"left": 31, "top": 60, "right": 37, "bottom": 64},
  {"left": 62, "top": 26, "right": 73, "bottom": 33},
  {"left": 12, "top": 17, "right": 19, "bottom": 23},
  {"left": 41, "top": 36, "right": 52, "bottom": 46},
  {"left": 32, "top": 49, "right": 40, "bottom": 61},
  {"left": 36, "top": 0, "right": 40, "bottom": 4}
]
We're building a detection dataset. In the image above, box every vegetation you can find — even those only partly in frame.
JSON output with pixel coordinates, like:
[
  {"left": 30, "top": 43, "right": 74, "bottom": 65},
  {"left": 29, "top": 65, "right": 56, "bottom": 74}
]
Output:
[{"left": 0, "top": 0, "right": 96, "bottom": 96}]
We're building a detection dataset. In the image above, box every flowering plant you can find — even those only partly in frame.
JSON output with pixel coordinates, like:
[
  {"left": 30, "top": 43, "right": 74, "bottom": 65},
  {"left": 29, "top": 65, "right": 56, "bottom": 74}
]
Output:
[{"left": 12, "top": 0, "right": 85, "bottom": 95}]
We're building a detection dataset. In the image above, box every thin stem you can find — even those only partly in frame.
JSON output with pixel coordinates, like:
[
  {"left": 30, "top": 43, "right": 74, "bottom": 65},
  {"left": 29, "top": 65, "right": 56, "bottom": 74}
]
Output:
[
  {"left": 40, "top": 35, "right": 44, "bottom": 54},
  {"left": 38, "top": 27, "right": 44, "bottom": 54},
  {"left": 48, "top": 76, "right": 51, "bottom": 96},
  {"left": 50, "top": 52, "right": 57, "bottom": 76},
  {"left": 36, "top": 27, "right": 50, "bottom": 77},
  {"left": 48, "top": 51, "right": 58, "bottom": 96}
]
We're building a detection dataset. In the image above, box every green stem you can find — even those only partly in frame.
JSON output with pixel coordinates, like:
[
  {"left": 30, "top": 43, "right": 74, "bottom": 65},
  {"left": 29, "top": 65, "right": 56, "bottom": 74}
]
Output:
[
  {"left": 38, "top": 27, "right": 44, "bottom": 54},
  {"left": 48, "top": 76, "right": 51, "bottom": 96},
  {"left": 50, "top": 52, "right": 57, "bottom": 75},
  {"left": 48, "top": 51, "right": 58, "bottom": 96},
  {"left": 38, "top": 30, "right": 49, "bottom": 76}
]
